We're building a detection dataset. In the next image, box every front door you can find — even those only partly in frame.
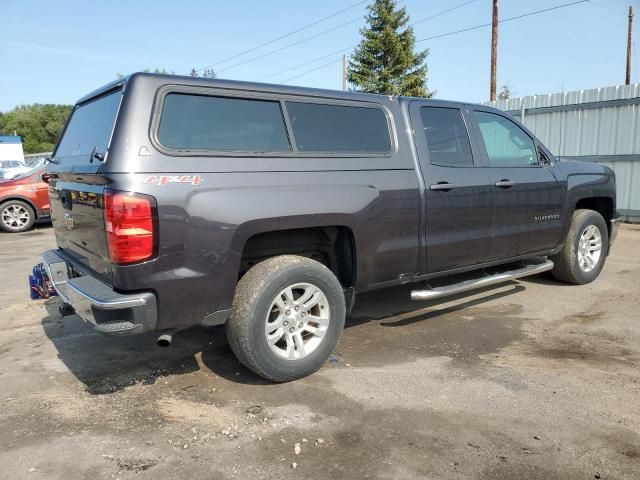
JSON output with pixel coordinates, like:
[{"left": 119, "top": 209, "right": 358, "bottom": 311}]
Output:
[
  {"left": 410, "top": 102, "right": 493, "bottom": 273},
  {"left": 470, "top": 109, "right": 565, "bottom": 259}
]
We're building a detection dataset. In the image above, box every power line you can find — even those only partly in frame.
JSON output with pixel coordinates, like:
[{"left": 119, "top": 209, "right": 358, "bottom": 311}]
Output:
[
  {"left": 417, "top": 0, "right": 589, "bottom": 43},
  {"left": 280, "top": 58, "right": 344, "bottom": 84},
  {"left": 259, "top": 0, "right": 589, "bottom": 86},
  {"left": 412, "top": 0, "right": 478, "bottom": 26},
  {"left": 213, "top": 1, "right": 411, "bottom": 76},
  {"left": 257, "top": 46, "right": 354, "bottom": 82},
  {"left": 259, "top": 0, "right": 477, "bottom": 83},
  {"left": 587, "top": 0, "right": 627, "bottom": 17},
  {"left": 194, "top": 0, "right": 367, "bottom": 73},
  {"left": 216, "top": 15, "right": 364, "bottom": 74}
]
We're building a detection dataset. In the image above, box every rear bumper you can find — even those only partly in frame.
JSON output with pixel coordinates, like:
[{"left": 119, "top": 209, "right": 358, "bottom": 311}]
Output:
[{"left": 42, "top": 249, "right": 157, "bottom": 335}]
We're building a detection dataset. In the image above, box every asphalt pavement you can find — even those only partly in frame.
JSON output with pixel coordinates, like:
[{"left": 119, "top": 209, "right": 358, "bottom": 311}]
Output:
[{"left": 1, "top": 224, "right": 639, "bottom": 479}]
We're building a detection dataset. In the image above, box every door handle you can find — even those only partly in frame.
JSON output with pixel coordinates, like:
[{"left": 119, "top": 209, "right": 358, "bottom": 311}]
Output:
[
  {"left": 429, "top": 182, "right": 455, "bottom": 191},
  {"left": 495, "top": 179, "right": 515, "bottom": 188}
]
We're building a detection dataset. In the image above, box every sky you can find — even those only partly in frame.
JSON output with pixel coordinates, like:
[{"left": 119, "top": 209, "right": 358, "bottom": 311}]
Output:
[{"left": 1, "top": 0, "right": 638, "bottom": 111}]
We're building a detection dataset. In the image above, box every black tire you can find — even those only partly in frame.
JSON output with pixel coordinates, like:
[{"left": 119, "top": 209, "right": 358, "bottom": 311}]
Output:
[
  {"left": 550, "top": 209, "right": 609, "bottom": 285},
  {"left": 0, "top": 200, "right": 36, "bottom": 233},
  {"left": 226, "top": 255, "right": 346, "bottom": 382}
]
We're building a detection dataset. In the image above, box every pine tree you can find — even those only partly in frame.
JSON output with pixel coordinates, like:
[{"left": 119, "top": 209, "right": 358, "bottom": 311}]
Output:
[
  {"left": 190, "top": 68, "right": 217, "bottom": 78},
  {"left": 497, "top": 84, "right": 512, "bottom": 100},
  {"left": 348, "top": 0, "right": 431, "bottom": 97}
]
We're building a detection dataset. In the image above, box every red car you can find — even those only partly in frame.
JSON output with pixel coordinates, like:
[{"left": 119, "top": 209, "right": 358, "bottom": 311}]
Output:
[{"left": 0, "top": 166, "right": 50, "bottom": 233}]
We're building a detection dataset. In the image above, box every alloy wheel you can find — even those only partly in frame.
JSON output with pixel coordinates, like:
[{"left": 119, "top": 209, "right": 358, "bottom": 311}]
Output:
[
  {"left": 264, "top": 282, "right": 330, "bottom": 360},
  {"left": 1, "top": 204, "right": 31, "bottom": 231},
  {"left": 577, "top": 224, "right": 602, "bottom": 272}
]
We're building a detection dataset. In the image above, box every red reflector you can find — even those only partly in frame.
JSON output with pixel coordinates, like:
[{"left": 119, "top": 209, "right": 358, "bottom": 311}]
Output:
[{"left": 104, "top": 191, "right": 155, "bottom": 264}]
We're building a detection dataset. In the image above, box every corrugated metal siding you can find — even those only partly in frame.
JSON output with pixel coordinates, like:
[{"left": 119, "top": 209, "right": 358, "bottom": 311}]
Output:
[
  {"left": 486, "top": 84, "right": 640, "bottom": 217},
  {"left": 598, "top": 161, "right": 640, "bottom": 211}
]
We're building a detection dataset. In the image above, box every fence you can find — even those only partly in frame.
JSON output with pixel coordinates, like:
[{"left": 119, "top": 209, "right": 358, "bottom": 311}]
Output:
[
  {"left": 487, "top": 84, "right": 640, "bottom": 222},
  {"left": 24, "top": 152, "right": 52, "bottom": 163}
]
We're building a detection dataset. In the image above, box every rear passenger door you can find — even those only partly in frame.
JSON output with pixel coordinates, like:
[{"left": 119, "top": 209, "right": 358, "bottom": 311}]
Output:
[
  {"left": 470, "top": 109, "right": 564, "bottom": 259},
  {"left": 410, "top": 102, "right": 493, "bottom": 273}
]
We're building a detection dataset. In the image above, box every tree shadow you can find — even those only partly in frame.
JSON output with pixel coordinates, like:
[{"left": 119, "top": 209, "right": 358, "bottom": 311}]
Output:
[
  {"left": 41, "top": 299, "right": 215, "bottom": 394},
  {"left": 42, "top": 275, "right": 530, "bottom": 390},
  {"left": 516, "top": 271, "right": 567, "bottom": 286}
]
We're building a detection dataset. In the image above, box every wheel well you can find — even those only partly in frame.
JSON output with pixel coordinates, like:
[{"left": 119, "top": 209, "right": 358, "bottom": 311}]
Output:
[
  {"left": 575, "top": 197, "right": 614, "bottom": 235},
  {"left": 240, "top": 226, "right": 356, "bottom": 288},
  {"left": 0, "top": 197, "right": 39, "bottom": 219}
]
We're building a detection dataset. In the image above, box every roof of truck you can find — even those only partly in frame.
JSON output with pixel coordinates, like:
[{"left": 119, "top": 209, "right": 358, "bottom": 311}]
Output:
[{"left": 76, "top": 72, "right": 478, "bottom": 109}]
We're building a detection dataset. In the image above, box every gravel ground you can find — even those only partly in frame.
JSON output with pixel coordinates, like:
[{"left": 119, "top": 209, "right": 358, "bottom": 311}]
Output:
[{"left": 0, "top": 224, "right": 639, "bottom": 479}]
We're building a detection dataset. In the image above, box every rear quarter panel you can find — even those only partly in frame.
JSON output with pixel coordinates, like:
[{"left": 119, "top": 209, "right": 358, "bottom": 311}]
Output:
[
  {"left": 0, "top": 172, "right": 48, "bottom": 216},
  {"left": 103, "top": 75, "right": 421, "bottom": 331}
]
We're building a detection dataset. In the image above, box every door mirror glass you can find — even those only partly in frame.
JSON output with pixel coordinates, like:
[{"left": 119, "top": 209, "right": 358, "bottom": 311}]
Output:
[{"left": 474, "top": 111, "right": 538, "bottom": 167}]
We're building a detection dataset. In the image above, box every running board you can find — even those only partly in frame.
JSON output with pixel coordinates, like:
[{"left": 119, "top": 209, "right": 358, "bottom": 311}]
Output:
[{"left": 411, "top": 260, "right": 554, "bottom": 301}]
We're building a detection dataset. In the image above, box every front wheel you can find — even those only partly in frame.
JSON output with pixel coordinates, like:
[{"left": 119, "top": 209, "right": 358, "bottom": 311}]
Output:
[
  {"left": 226, "top": 255, "right": 346, "bottom": 382},
  {"left": 0, "top": 200, "right": 36, "bottom": 233},
  {"left": 550, "top": 209, "right": 609, "bottom": 285}
]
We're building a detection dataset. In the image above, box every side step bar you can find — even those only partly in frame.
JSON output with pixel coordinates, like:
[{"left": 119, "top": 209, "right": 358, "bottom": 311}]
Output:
[{"left": 411, "top": 260, "right": 554, "bottom": 301}]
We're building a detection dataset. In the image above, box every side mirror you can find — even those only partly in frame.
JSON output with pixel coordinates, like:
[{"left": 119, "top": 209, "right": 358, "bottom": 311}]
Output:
[{"left": 41, "top": 172, "right": 51, "bottom": 184}]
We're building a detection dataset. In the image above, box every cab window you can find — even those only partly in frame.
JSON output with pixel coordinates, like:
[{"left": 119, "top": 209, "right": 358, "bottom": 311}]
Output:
[
  {"left": 157, "top": 93, "right": 291, "bottom": 153},
  {"left": 420, "top": 107, "right": 474, "bottom": 167},
  {"left": 285, "top": 101, "right": 391, "bottom": 154},
  {"left": 474, "top": 111, "right": 538, "bottom": 167}
]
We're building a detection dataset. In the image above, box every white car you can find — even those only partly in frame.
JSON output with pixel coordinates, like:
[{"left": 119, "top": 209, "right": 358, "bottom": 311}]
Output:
[
  {"left": 0, "top": 160, "right": 24, "bottom": 179},
  {"left": 0, "top": 159, "right": 44, "bottom": 179}
]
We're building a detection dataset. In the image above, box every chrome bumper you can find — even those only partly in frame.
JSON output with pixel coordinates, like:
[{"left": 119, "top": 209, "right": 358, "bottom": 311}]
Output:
[{"left": 42, "top": 250, "right": 157, "bottom": 335}]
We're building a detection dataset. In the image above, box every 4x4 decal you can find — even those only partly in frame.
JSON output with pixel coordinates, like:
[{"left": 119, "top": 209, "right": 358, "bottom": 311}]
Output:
[{"left": 143, "top": 175, "right": 202, "bottom": 186}]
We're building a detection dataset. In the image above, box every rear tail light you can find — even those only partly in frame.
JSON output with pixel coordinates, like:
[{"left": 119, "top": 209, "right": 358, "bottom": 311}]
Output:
[{"left": 104, "top": 190, "right": 157, "bottom": 264}]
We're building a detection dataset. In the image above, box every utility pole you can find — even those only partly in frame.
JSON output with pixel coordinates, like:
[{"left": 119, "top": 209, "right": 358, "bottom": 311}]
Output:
[
  {"left": 490, "top": 0, "right": 499, "bottom": 101},
  {"left": 626, "top": 5, "right": 634, "bottom": 85},
  {"left": 342, "top": 54, "right": 347, "bottom": 91}
]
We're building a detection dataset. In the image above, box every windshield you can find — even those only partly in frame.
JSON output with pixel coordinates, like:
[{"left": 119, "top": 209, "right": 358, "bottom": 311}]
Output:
[
  {"left": 0, "top": 161, "right": 24, "bottom": 168},
  {"left": 26, "top": 158, "right": 45, "bottom": 168},
  {"left": 54, "top": 89, "right": 122, "bottom": 162},
  {"left": 10, "top": 165, "right": 44, "bottom": 181}
]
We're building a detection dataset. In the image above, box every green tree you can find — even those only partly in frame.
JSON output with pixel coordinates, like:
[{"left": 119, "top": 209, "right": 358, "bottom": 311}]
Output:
[
  {"left": 497, "top": 84, "right": 513, "bottom": 100},
  {"left": 116, "top": 68, "right": 175, "bottom": 79},
  {"left": 348, "top": 0, "right": 431, "bottom": 97},
  {"left": 190, "top": 68, "right": 217, "bottom": 78},
  {"left": 0, "top": 104, "right": 72, "bottom": 153}
]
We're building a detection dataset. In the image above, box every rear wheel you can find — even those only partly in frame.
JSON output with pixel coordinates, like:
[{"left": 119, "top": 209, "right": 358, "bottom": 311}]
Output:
[
  {"left": 226, "top": 255, "right": 345, "bottom": 382},
  {"left": 0, "top": 200, "right": 36, "bottom": 233},
  {"left": 550, "top": 209, "right": 609, "bottom": 284}
]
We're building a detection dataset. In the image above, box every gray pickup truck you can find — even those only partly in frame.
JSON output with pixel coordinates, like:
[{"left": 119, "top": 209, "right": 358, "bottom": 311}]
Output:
[{"left": 41, "top": 73, "right": 618, "bottom": 381}]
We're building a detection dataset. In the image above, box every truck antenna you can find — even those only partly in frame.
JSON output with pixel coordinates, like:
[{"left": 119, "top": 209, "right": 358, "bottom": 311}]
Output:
[{"left": 558, "top": 81, "right": 564, "bottom": 158}]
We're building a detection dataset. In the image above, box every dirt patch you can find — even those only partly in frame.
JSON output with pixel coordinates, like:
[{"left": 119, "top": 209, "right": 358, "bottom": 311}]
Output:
[
  {"left": 115, "top": 457, "right": 158, "bottom": 472},
  {"left": 563, "top": 310, "right": 604, "bottom": 324},
  {"left": 596, "top": 429, "right": 640, "bottom": 460},
  {"left": 158, "top": 398, "right": 237, "bottom": 428},
  {"left": 84, "top": 367, "right": 178, "bottom": 394},
  {"left": 342, "top": 302, "right": 526, "bottom": 366},
  {"left": 525, "top": 334, "right": 636, "bottom": 368}
]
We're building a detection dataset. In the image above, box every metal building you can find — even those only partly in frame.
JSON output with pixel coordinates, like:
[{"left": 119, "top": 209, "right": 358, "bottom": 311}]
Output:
[
  {"left": 487, "top": 84, "right": 640, "bottom": 222},
  {"left": 0, "top": 135, "right": 25, "bottom": 162}
]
